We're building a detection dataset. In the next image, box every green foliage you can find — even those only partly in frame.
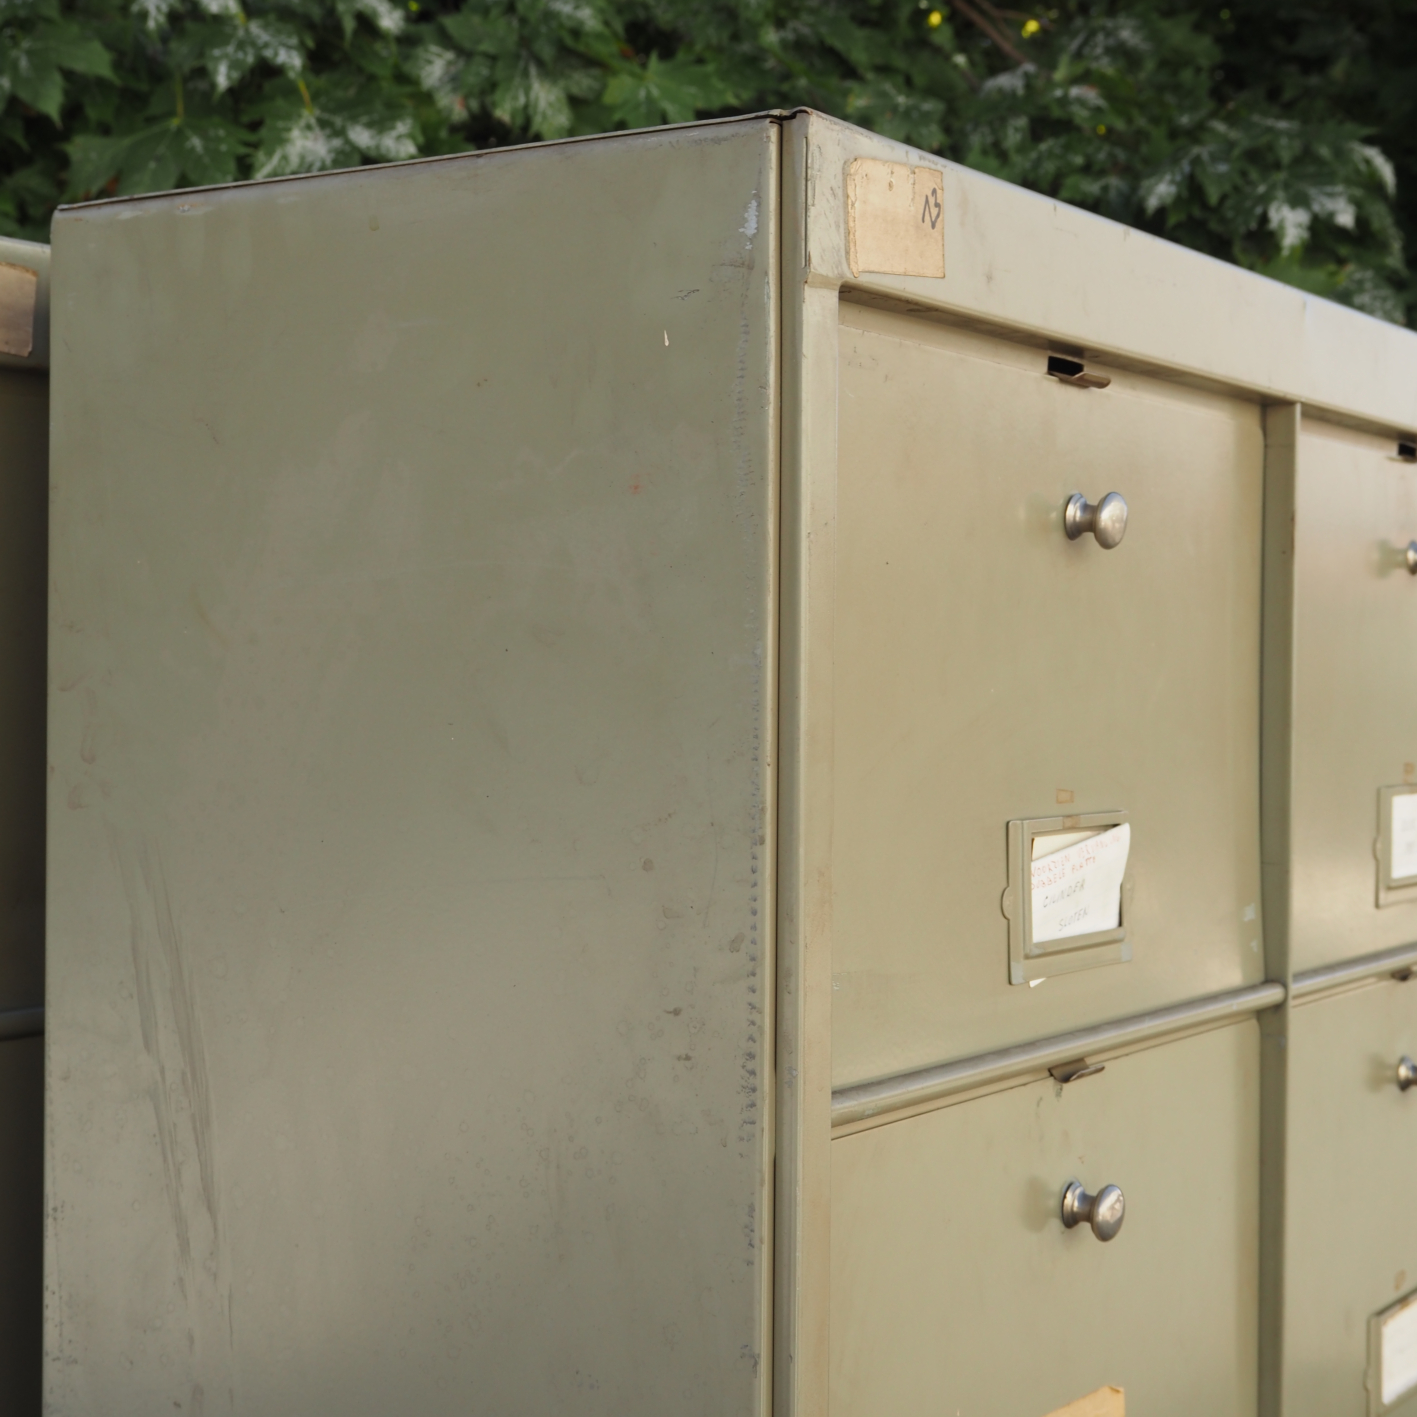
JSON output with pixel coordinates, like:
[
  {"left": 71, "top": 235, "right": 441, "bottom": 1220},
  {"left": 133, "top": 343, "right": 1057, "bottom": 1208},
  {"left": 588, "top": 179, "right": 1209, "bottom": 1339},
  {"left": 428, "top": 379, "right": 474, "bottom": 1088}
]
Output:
[
  {"left": 0, "top": 0, "right": 1413, "bottom": 323},
  {"left": 958, "top": 6, "right": 1407, "bottom": 322}
]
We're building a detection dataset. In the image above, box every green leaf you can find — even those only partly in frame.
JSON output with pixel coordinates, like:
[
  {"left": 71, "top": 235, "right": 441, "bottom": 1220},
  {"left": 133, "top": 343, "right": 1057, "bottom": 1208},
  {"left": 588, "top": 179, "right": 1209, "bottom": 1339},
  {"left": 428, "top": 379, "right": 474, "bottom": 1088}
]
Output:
[
  {"left": 492, "top": 53, "right": 573, "bottom": 135},
  {"left": 0, "top": 0, "right": 61, "bottom": 22},
  {"left": 1, "top": 23, "right": 115, "bottom": 120},
  {"left": 603, "top": 52, "right": 731, "bottom": 128},
  {"left": 67, "top": 115, "right": 249, "bottom": 196},
  {"left": 332, "top": 0, "right": 404, "bottom": 42},
  {"left": 251, "top": 80, "right": 417, "bottom": 175},
  {"left": 203, "top": 17, "right": 306, "bottom": 92}
]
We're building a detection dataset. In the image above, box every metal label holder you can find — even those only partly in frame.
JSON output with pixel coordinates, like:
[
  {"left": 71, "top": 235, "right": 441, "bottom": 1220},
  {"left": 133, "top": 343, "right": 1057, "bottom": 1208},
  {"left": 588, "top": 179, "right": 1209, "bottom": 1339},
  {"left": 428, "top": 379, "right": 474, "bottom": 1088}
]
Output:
[
  {"left": 1368, "top": 1288, "right": 1417, "bottom": 1415},
  {"left": 1003, "top": 810, "right": 1131, "bottom": 985},
  {"left": 1377, "top": 785, "right": 1417, "bottom": 909}
]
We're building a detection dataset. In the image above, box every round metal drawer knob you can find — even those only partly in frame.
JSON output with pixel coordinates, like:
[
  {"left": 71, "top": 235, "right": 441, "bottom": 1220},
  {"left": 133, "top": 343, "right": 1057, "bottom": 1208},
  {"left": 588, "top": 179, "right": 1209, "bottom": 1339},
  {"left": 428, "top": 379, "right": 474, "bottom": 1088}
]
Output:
[
  {"left": 1065, "top": 492, "right": 1128, "bottom": 549},
  {"left": 1061, "top": 1180, "right": 1125, "bottom": 1241},
  {"left": 1406, "top": 541, "right": 1417, "bottom": 575},
  {"left": 1398, "top": 1056, "right": 1417, "bottom": 1091}
]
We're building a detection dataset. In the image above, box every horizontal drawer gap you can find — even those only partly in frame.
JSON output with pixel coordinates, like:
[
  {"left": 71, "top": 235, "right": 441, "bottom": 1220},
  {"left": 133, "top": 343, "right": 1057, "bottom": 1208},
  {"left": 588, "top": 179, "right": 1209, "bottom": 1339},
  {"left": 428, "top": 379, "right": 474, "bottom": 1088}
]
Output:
[
  {"left": 1291, "top": 940, "right": 1417, "bottom": 1004},
  {"left": 831, "top": 982, "right": 1284, "bottom": 1130}
]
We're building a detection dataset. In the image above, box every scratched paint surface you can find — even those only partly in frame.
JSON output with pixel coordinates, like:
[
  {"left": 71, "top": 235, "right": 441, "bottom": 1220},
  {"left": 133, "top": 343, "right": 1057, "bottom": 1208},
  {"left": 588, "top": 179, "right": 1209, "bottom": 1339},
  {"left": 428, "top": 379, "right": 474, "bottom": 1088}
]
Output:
[{"left": 47, "top": 121, "right": 777, "bottom": 1415}]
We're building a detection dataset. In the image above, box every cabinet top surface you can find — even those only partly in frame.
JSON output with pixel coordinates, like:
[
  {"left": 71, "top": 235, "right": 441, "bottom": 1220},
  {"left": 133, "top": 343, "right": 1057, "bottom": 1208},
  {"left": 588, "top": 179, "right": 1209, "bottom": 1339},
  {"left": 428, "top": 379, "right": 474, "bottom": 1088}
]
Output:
[{"left": 53, "top": 107, "right": 1417, "bottom": 431}]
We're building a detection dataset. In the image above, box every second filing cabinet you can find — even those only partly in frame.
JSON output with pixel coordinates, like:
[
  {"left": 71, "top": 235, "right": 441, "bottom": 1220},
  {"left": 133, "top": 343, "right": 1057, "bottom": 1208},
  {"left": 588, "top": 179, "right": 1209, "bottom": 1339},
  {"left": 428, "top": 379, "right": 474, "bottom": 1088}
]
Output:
[{"left": 1266, "top": 405, "right": 1417, "bottom": 1414}]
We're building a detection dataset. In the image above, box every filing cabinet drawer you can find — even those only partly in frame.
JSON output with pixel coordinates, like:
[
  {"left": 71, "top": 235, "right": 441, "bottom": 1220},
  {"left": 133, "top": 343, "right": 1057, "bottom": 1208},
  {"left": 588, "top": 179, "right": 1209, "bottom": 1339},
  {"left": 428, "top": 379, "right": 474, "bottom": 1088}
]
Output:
[
  {"left": 1284, "top": 979, "right": 1417, "bottom": 1416},
  {"left": 833, "top": 305, "right": 1265, "bottom": 1085},
  {"left": 831, "top": 1021, "right": 1259, "bottom": 1417},
  {"left": 1290, "top": 419, "right": 1417, "bottom": 973}
]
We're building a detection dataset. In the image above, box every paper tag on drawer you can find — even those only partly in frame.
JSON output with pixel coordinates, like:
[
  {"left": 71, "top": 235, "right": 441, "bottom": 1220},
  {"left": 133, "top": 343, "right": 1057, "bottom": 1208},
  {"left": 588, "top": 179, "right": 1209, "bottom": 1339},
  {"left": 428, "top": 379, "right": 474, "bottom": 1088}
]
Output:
[
  {"left": 0, "top": 262, "right": 37, "bottom": 358},
  {"left": 1031, "top": 823, "right": 1130, "bottom": 944},
  {"left": 1392, "top": 791, "right": 1417, "bottom": 882},
  {"left": 1373, "top": 1290, "right": 1417, "bottom": 1410},
  {"left": 1043, "top": 1385, "right": 1124, "bottom": 1417}
]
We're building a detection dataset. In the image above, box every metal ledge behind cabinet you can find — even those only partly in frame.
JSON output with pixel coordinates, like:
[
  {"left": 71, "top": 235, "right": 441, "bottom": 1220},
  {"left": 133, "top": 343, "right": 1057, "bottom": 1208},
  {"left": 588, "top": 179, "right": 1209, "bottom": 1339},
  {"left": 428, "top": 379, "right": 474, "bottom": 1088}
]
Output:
[
  {"left": 0, "top": 1007, "right": 42, "bottom": 1043},
  {"left": 831, "top": 982, "right": 1286, "bottom": 1133}
]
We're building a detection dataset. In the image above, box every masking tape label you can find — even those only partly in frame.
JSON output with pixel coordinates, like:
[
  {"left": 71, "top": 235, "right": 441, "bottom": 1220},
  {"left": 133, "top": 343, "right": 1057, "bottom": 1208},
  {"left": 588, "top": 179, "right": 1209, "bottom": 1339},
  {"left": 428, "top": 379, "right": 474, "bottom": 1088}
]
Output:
[
  {"left": 846, "top": 158, "right": 945, "bottom": 280},
  {"left": 0, "top": 262, "right": 37, "bottom": 358},
  {"left": 1043, "top": 1386, "right": 1125, "bottom": 1417}
]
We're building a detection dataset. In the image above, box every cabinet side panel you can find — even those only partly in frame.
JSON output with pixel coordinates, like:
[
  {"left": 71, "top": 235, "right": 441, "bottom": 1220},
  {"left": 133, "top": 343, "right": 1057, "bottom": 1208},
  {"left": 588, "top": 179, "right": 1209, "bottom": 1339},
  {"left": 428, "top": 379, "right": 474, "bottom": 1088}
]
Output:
[{"left": 47, "top": 123, "right": 777, "bottom": 1415}]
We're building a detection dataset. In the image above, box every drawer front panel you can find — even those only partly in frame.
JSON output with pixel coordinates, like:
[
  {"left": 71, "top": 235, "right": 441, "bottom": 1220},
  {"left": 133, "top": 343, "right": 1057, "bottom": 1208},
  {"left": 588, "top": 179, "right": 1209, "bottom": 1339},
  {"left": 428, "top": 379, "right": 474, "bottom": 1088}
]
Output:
[
  {"left": 831, "top": 1021, "right": 1259, "bottom": 1417},
  {"left": 1286, "top": 980, "right": 1417, "bottom": 1416},
  {"left": 1291, "top": 419, "right": 1417, "bottom": 973},
  {"left": 834, "top": 305, "right": 1265, "bottom": 1085}
]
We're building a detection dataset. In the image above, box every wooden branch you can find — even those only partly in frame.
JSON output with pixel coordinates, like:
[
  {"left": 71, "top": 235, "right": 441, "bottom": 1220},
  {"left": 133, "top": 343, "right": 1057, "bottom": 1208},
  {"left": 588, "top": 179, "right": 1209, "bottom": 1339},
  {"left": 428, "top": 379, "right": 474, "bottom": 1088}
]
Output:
[{"left": 948, "top": 0, "right": 1031, "bottom": 66}]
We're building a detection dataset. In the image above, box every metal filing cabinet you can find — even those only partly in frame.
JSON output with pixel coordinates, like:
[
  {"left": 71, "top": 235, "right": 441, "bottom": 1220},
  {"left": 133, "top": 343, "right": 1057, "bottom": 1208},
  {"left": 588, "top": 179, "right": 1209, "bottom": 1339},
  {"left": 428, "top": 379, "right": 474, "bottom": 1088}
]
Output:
[
  {"left": 44, "top": 112, "right": 1417, "bottom": 1417},
  {"left": 1263, "top": 407, "right": 1417, "bottom": 1412},
  {"left": 0, "top": 237, "right": 50, "bottom": 1417}
]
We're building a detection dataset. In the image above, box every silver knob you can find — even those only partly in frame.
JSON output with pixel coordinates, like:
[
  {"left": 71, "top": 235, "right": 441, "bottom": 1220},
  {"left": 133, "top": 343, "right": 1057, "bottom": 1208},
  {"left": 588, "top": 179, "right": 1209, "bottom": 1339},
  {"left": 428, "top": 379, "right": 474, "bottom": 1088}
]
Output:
[
  {"left": 1406, "top": 542, "right": 1417, "bottom": 575},
  {"left": 1399, "top": 1056, "right": 1417, "bottom": 1090},
  {"left": 1061, "top": 1180, "right": 1125, "bottom": 1241},
  {"left": 1065, "top": 492, "right": 1128, "bottom": 549}
]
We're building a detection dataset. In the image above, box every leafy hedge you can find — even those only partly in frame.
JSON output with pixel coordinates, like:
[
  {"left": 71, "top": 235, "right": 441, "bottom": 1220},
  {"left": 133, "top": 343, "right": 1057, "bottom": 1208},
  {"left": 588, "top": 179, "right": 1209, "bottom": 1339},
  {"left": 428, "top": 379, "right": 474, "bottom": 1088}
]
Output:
[{"left": 2, "top": 0, "right": 1412, "bottom": 322}]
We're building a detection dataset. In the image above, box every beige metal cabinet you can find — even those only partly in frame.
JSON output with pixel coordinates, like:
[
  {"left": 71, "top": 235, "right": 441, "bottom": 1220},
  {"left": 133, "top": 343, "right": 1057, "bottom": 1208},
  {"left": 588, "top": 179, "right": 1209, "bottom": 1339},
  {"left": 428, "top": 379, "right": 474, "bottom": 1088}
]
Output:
[
  {"left": 832, "top": 1022, "right": 1259, "bottom": 1417},
  {"left": 0, "top": 236, "right": 50, "bottom": 1417},
  {"left": 1281, "top": 978, "right": 1417, "bottom": 1416},
  {"left": 1288, "top": 419, "right": 1417, "bottom": 974},
  {"left": 44, "top": 110, "right": 1417, "bottom": 1417}
]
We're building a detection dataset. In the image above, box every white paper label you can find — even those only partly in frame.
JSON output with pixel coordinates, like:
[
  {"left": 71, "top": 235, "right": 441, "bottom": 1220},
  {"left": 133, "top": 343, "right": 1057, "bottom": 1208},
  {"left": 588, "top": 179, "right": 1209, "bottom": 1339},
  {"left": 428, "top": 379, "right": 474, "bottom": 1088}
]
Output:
[
  {"left": 1381, "top": 1292, "right": 1417, "bottom": 1405},
  {"left": 1030, "top": 823, "right": 1130, "bottom": 945},
  {"left": 1392, "top": 793, "right": 1417, "bottom": 883}
]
